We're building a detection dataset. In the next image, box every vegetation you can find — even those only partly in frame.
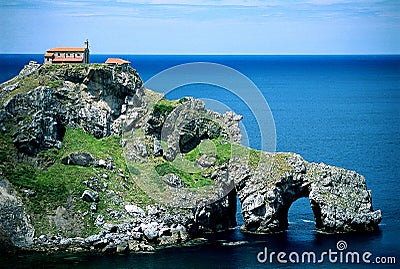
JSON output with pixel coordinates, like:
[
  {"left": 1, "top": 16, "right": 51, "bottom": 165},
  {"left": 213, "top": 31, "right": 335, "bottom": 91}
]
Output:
[
  {"left": 152, "top": 99, "right": 180, "bottom": 117},
  {"left": 249, "top": 149, "right": 262, "bottom": 168},
  {"left": 154, "top": 159, "right": 213, "bottom": 189},
  {"left": 0, "top": 128, "right": 153, "bottom": 237},
  {"left": 1, "top": 74, "right": 62, "bottom": 105}
]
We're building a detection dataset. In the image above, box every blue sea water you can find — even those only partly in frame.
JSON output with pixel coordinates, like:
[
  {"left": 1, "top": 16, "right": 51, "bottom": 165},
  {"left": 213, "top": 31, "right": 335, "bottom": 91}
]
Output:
[{"left": 0, "top": 54, "right": 399, "bottom": 268}]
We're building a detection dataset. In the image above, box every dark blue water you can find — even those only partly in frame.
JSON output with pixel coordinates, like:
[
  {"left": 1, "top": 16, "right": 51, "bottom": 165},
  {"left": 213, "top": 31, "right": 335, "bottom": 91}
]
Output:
[{"left": 1, "top": 55, "right": 399, "bottom": 268}]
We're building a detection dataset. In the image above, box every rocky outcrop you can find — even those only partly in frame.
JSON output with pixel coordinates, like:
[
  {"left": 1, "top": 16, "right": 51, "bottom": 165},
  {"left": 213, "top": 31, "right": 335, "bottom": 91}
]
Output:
[
  {"left": 0, "top": 180, "right": 35, "bottom": 249},
  {"left": 232, "top": 152, "right": 382, "bottom": 234},
  {"left": 0, "top": 62, "right": 144, "bottom": 155},
  {"left": 147, "top": 97, "right": 242, "bottom": 162}
]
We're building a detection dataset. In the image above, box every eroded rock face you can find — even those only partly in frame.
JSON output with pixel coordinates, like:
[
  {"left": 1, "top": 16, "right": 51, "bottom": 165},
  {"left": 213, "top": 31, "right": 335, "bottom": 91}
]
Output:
[
  {"left": 0, "top": 180, "right": 35, "bottom": 248},
  {"left": 0, "top": 62, "right": 144, "bottom": 155},
  {"left": 307, "top": 163, "right": 382, "bottom": 233},
  {"left": 194, "top": 190, "right": 237, "bottom": 232},
  {"left": 150, "top": 97, "right": 242, "bottom": 162},
  {"left": 232, "top": 153, "right": 382, "bottom": 234}
]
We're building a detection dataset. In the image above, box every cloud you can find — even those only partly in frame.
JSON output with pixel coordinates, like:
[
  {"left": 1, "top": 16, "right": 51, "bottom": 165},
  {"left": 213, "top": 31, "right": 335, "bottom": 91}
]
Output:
[{"left": 115, "top": 0, "right": 272, "bottom": 7}]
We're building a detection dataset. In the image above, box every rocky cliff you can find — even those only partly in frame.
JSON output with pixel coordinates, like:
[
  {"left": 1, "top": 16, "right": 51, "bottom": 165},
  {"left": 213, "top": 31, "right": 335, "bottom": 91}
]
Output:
[
  {"left": 0, "top": 61, "right": 381, "bottom": 254},
  {"left": 231, "top": 153, "right": 381, "bottom": 234}
]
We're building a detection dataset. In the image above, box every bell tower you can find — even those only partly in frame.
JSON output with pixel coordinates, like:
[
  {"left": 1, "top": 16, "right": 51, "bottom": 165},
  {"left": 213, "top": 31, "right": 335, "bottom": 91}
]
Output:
[{"left": 84, "top": 39, "right": 89, "bottom": 64}]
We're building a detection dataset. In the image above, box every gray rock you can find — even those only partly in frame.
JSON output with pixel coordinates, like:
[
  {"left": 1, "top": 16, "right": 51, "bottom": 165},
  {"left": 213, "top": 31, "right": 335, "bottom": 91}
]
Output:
[
  {"left": 146, "top": 205, "right": 160, "bottom": 216},
  {"left": 0, "top": 180, "right": 35, "bottom": 247},
  {"left": 195, "top": 192, "right": 237, "bottom": 232},
  {"left": 196, "top": 154, "right": 217, "bottom": 168},
  {"left": 233, "top": 152, "right": 382, "bottom": 234},
  {"left": 153, "top": 138, "right": 163, "bottom": 157},
  {"left": 116, "top": 239, "right": 128, "bottom": 253},
  {"left": 171, "top": 224, "right": 188, "bottom": 241},
  {"left": 97, "top": 159, "right": 107, "bottom": 168},
  {"left": 143, "top": 222, "right": 159, "bottom": 240},
  {"left": 90, "top": 203, "right": 98, "bottom": 212},
  {"left": 128, "top": 240, "right": 154, "bottom": 252},
  {"left": 162, "top": 174, "right": 188, "bottom": 188},
  {"left": 106, "top": 163, "right": 114, "bottom": 170},
  {"left": 102, "top": 242, "right": 116, "bottom": 253},
  {"left": 61, "top": 152, "right": 95, "bottom": 167},
  {"left": 38, "top": 235, "right": 47, "bottom": 242},
  {"left": 84, "top": 234, "right": 101, "bottom": 245},
  {"left": 81, "top": 190, "right": 99, "bottom": 203},
  {"left": 139, "top": 243, "right": 155, "bottom": 252},
  {"left": 131, "top": 232, "right": 142, "bottom": 240},
  {"left": 23, "top": 189, "right": 36, "bottom": 197},
  {"left": 59, "top": 238, "right": 73, "bottom": 246},
  {"left": 124, "top": 204, "right": 145, "bottom": 216},
  {"left": 94, "top": 215, "right": 104, "bottom": 226},
  {"left": 18, "top": 61, "right": 41, "bottom": 77}
]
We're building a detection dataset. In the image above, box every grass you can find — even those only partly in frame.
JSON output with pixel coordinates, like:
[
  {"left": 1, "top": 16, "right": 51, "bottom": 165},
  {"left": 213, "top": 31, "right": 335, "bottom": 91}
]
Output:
[
  {"left": 0, "top": 128, "right": 154, "bottom": 237},
  {"left": 249, "top": 149, "right": 262, "bottom": 168},
  {"left": 0, "top": 73, "right": 63, "bottom": 105},
  {"left": 154, "top": 158, "right": 213, "bottom": 189},
  {"left": 149, "top": 137, "right": 235, "bottom": 189},
  {"left": 152, "top": 99, "right": 180, "bottom": 117},
  {"left": 184, "top": 137, "right": 232, "bottom": 165}
]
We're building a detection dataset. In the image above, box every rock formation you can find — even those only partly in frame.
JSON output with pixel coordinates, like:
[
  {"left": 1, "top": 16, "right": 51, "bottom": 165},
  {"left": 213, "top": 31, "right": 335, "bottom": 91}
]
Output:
[
  {"left": 0, "top": 61, "right": 381, "bottom": 254},
  {"left": 231, "top": 153, "right": 381, "bottom": 234},
  {"left": 0, "top": 180, "right": 35, "bottom": 248},
  {"left": 0, "top": 62, "right": 144, "bottom": 155}
]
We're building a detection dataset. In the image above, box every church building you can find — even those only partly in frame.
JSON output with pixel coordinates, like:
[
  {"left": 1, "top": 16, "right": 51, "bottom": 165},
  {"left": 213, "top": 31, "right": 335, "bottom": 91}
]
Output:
[{"left": 44, "top": 40, "right": 89, "bottom": 64}]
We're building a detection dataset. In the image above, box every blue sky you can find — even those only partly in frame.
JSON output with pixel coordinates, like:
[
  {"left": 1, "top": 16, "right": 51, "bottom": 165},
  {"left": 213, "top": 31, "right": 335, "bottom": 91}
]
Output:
[{"left": 1, "top": 0, "right": 399, "bottom": 54}]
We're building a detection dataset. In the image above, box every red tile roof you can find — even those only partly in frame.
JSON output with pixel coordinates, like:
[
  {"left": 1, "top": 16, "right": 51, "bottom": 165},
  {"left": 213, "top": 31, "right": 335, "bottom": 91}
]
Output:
[
  {"left": 47, "top": 47, "right": 86, "bottom": 52},
  {"left": 105, "top": 58, "right": 131, "bottom": 65},
  {"left": 52, "top": 58, "right": 84, "bottom": 63},
  {"left": 44, "top": 52, "right": 54, "bottom": 57}
]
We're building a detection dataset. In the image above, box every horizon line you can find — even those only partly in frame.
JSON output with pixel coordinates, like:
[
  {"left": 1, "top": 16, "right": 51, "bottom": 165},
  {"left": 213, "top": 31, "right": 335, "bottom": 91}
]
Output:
[{"left": 1, "top": 52, "right": 400, "bottom": 56}]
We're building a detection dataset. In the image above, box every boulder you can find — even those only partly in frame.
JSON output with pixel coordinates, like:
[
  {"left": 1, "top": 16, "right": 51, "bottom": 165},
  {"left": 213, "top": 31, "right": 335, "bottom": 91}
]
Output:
[
  {"left": 81, "top": 190, "right": 99, "bottom": 203},
  {"left": 95, "top": 215, "right": 104, "bottom": 226},
  {"left": 153, "top": 138, "right": 163, "bottom": 157},
  {"left": 124, "top": 204, "right": 145, "bottom": 216},
  {"left": 116, "top": 239, "right": 128, "bottom": 253},
  {"left": 142, "top": 222, "right": 159, "bottom": 240},
  {"left": 162, "top": 174, "right": 188, "bottom": 188},
  {"left": 61, "top": 152, "right": 95, "bottom": 167}
]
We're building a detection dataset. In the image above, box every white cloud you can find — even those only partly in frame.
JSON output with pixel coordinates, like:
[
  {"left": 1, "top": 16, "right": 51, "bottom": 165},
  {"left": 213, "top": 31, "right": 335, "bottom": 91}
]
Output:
[
  {"left": 304, "top": 0, "right": 383, "bottom": 4},
  {"left": 115, "top": 0, "right": 279, "bottom": 7}
]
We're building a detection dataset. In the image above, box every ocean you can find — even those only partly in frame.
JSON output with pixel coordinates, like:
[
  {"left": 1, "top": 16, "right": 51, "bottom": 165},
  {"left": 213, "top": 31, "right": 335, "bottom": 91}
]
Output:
[{"left": 0, "top": 55, "right": 399, "bottom": 268}]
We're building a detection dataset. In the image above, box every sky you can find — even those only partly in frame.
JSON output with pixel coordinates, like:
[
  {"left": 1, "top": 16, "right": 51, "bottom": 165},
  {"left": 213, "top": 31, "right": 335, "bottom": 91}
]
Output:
[{"left": 0, "top": 0, "right": 399, "bottom": 54}]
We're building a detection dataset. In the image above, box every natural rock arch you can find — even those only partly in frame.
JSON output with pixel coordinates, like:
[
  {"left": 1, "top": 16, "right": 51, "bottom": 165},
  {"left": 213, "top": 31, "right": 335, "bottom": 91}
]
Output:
[{"left": 232, "top": 152, "right": 382, "bottom": 234}]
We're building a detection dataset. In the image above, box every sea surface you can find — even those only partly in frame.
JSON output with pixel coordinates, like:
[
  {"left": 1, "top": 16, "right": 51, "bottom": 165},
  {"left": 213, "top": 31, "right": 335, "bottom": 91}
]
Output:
[{"left": 0, "top": 54, "right": 399, "bottom": 268}]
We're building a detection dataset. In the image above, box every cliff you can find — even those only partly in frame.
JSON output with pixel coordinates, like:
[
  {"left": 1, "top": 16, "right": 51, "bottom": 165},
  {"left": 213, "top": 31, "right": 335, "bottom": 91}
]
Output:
[{"left": 0, "top": 61, "right": 381, "bottom": 254}]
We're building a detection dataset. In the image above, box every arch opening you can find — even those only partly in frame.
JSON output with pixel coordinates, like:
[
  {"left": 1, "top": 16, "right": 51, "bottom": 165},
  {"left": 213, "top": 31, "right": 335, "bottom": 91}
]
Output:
[
  {"left": 287, "top": 197, "right": 316, "bottom": 233},
  {"left": 235, "top": 195, "right": 244, "bottom": 228}
]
